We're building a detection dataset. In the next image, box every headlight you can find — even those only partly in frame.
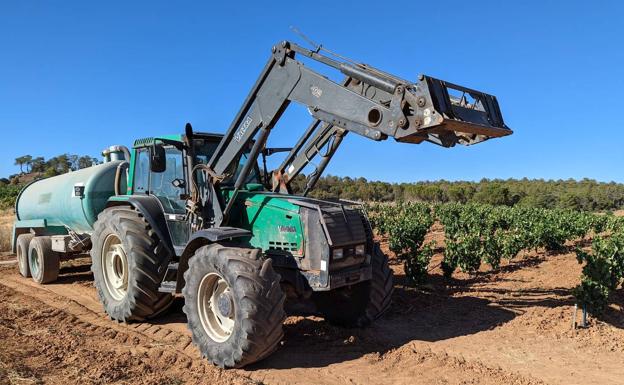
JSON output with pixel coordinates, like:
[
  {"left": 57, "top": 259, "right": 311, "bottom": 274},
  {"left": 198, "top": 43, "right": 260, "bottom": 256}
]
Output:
[
  {"left": 355, "top": 244, "right": 366, "bottom": 256},
  {"left": 332, "top": 248, "right": 344, "bottom": 259}
]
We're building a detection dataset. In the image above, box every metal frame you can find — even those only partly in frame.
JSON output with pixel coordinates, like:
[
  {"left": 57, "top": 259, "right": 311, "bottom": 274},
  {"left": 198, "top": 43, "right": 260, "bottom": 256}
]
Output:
[{"left": 199, "top": 41, "right": 511, "bottom": 226}]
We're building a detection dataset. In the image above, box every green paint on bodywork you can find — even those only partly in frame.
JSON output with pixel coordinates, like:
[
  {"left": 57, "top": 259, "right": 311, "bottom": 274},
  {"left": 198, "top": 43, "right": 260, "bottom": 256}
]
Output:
[
  {"left": 227, "top": 191, "right": 305, "bottom": 256},
  {"left": 123, "top": 134, "right": 308, "bottom": 256},
  {"left": 13, "top": 219, "right": 48, "bottom": 229},
  {"left": 127, "top": 150, "right": 135, "bottom": 194},
  {"left": 133, "top": 134, "right": 183, "bottom": 148},
  {"left": 11, "top": 220, "right": 67, "bottom": 253},
  {"left": 108, "top": 195, "right": 130, "bottom": 202}
]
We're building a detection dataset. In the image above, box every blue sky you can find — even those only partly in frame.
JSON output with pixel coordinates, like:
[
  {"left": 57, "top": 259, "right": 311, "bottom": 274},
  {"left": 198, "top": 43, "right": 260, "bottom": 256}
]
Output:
[{"left": 1, "top": 1, "right": 623, "bottom": 183}]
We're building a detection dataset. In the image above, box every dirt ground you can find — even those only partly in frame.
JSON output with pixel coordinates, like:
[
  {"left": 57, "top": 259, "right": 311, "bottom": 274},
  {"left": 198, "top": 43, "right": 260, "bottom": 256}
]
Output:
[
  {"left": 0, "top": 230, "right": 623, "bottom": 385},
  {"left": 0, "top": 210, "right": 13, "bottom": 253}
]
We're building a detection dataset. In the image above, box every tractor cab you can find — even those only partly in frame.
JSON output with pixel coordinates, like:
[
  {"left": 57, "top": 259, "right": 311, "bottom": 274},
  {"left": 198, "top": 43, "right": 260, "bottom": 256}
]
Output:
[{"left": 127, "top": 133, "right": 263, "bottom": 249}]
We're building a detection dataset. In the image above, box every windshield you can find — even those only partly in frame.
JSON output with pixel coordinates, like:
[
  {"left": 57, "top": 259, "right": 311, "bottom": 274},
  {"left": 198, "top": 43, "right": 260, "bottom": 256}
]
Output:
[{"left": 193, "top": 138, "right": 261, "bottom": 186}]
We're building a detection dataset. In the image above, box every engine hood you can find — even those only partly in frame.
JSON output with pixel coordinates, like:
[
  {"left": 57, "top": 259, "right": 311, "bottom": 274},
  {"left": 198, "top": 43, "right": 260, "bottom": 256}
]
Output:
[
  {"left": 233, "top": 191, "right": 303, "bottom": 214},
  {"left": 235, "top": 192, "right": 368, "bottom": 243}
]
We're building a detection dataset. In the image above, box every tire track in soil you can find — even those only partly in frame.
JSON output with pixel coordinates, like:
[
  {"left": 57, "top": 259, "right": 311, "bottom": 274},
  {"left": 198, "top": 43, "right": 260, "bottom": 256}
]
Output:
[
  {"left": 0, "top": 274, "right": 257, "bottom": 385},
  {"left": 0, "top": 272, "right": 546, "bottom": 385}
]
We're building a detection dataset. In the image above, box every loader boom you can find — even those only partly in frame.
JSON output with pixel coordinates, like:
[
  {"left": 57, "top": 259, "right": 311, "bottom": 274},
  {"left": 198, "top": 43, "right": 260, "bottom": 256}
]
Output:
[{"left": 204, "top": 41, "right": 512, "bottom": 225}]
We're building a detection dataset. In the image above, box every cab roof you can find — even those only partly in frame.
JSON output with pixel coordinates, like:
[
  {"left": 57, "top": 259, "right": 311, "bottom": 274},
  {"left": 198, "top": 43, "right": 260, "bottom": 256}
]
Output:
[{"left": 133, "top": 132, "right": 224, "bottom": 148}]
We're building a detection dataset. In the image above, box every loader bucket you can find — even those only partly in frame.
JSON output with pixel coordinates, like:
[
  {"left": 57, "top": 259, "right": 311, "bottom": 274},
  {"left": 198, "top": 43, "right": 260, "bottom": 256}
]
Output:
[{"left": 396, "top": 75, "right": 512, "bottom": 147}]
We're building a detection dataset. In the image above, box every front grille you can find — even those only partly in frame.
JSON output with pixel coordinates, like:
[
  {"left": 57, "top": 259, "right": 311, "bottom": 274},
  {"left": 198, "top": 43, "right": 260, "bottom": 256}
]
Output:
[
  {"left": 268, "top": 241, "right": 299, "bottom": 252},
  {"left": 320, "top": 206, "right": 367, "bottom": 247}
]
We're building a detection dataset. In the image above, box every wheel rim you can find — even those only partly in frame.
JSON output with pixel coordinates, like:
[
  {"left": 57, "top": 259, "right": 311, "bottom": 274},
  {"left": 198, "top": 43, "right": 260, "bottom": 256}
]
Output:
[
  {"left": 197, "top": 272, "right": 235, "bottom": 343},
  {"left": 102, "top": 234, "right": 129, "bottom": 301},
  {"left": 29, "top": 247, "right": 39, "bottom": 277}
]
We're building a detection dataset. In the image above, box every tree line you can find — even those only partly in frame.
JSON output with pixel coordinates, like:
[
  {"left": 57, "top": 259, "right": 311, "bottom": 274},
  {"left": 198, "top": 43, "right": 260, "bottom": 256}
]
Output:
[
  {"left": 12, "top": 154, "right": 100, "bottom": 179},
  {"left": 1, "top": 153, "right": 99, "bottom": 208},
  {"left": 3, "top": 157, "right": 624, "bottom": 212},
  {"left": 294, "top": 176, "right": 624, "bottom": 212}
]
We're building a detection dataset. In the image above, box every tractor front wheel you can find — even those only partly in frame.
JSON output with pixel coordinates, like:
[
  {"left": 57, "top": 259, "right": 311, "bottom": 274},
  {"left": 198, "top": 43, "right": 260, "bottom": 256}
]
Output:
[{"left": 183, "top": 244, "right": 285, "bottom": 368}]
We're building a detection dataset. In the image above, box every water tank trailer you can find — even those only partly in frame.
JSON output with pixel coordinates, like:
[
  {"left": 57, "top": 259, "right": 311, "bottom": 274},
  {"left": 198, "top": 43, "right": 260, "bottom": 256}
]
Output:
[{"left": 12, "top": 146, "right": 129, "bottom": 283}]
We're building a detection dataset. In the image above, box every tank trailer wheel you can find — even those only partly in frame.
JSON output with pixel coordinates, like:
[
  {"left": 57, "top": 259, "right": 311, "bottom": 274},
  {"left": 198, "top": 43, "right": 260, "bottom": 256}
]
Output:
[
  {"left": 183, "top": 244, "right": 286, "bottom": 368},
  {"left": 313, "top": 242, "right": 394, "bottom": 327},
  {"left": 16, "top": 233, "right": 34, "bottom": 278},
  {"left": 28, "top": 236, "right": 60, "bottom": 284},
  {"left": 91, "top": 207, "right": 172, "bottom": 322}
]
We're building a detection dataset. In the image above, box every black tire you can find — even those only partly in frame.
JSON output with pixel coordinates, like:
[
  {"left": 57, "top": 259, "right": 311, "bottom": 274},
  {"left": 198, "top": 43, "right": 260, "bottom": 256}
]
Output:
[
  {"left": 91, "top": 206, "right": 173, "bottom": 322},
  {"left": 28, "top": 236, "right": 60, "bottom": 284},
  {"left": 16, "top": 233, "right": 34, "bottom": 278},
  {"left": 183, "top": 244, "right": 286, "bottom": 368},
  {"left": 313, "top": 243, "right": 394, "bottom": 327}
]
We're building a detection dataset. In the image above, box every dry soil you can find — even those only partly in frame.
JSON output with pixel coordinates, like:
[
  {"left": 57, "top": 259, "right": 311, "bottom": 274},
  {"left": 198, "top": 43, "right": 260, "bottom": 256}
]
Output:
[{"left": 0, "top": 228, "right": 622, "bottom": 384}]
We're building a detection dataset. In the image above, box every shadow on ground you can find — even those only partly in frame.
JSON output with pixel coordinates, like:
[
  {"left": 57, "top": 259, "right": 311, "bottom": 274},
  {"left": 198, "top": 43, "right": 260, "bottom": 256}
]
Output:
[
  {"left": 248, "top": 257, "right": 573, "bottom": 370},
  {"left": 600, "top": 288, "right": 624, "bottom": 329},
  {"left": 247, "top": 288, "right": 519, "bottom": 370}
]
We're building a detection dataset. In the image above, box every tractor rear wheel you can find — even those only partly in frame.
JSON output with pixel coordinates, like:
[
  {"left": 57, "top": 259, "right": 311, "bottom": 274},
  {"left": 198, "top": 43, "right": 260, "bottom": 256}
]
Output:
[
  {"left": 313, "top": 243, "right": 393, "bottom": 327},
  {"left": 28, "top": 236, "right": 60, "bottom": 284},
  {"left": 183, "top": 244, "right": 286, "bottom": 368},
  {"left": 91, "top": 206, "right": 172, "bottom": 322},
  {"left": 16, "top": 233, "right": 34, "bottom": 278}
]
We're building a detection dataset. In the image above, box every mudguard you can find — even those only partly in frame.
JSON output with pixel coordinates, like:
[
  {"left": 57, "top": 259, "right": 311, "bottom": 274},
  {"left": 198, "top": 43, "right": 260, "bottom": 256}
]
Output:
[
  {"left": 175, "top": 227, "right": 252, "bottom": 293},
  {"left": 106, "top": 195, "right": 175, "bottom": 256},
  {"left": 188, "top": 227, "right": 252, "bottom": 243}
]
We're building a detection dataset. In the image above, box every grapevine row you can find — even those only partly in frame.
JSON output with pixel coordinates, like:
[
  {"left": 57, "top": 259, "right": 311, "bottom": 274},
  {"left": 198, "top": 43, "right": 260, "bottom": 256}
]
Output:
[{"left": 366, "top": 202, "right": 624, "bottom": 315}]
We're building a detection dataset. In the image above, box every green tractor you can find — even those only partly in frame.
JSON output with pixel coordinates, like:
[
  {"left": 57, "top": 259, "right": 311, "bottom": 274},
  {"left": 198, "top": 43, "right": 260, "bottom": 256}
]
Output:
[
  {"left": 94, "top": 131, "right": 394, "bottom": 367},
  {"left": 12, "top": 41, "right": 511, "bottom": 367}
]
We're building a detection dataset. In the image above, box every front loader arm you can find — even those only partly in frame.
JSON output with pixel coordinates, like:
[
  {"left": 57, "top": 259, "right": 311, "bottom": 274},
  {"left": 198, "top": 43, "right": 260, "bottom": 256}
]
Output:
[
  {"left": 207, "top": 41, "right": 512, "bottom": 224},
  {"left": 272, "top": 119, "right": 346, "bottom": 195}
]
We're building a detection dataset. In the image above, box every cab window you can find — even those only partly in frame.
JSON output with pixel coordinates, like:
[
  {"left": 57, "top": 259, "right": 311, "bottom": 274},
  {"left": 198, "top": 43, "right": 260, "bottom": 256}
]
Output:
[
  {"left": 150, "top": 147, "right": 186, "bottom": 214},
  {"left": 193, "top": 139, "right": 260, "bottom": 186},
  {"left": 134, "top": 148, "right": 150, "bottom": 194}
]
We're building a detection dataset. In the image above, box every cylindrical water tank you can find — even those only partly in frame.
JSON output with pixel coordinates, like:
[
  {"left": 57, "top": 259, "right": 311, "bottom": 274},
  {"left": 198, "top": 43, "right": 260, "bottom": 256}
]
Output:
[{"left": 15, "top": 161, "right": 127, "bottom": 234}]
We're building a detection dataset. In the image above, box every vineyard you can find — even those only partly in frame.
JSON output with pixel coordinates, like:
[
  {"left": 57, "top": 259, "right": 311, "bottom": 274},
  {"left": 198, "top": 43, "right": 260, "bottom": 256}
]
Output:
[{"left": 367, "top": 202, "right": 624, "bottom": 316}]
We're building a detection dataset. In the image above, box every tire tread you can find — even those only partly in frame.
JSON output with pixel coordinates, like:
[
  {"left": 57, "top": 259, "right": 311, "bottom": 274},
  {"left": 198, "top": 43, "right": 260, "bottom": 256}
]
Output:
[
  {"left": 182, "top": 243, "right": 286, "bottom": 368},
  {"left": 91, "top": 206, "right": 172, "bottom": 322}
]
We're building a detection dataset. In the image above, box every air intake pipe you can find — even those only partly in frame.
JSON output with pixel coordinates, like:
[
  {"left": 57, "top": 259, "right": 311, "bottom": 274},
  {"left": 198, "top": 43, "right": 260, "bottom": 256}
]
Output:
[{"left": 102, "top": 145, "right": 131, "bottom": 163}]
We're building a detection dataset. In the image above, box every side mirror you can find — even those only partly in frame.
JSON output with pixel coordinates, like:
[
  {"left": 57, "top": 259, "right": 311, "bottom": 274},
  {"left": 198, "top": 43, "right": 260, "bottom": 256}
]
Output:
[{"left": 150, "top": 144, "right": 166, "bottom": 173}]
